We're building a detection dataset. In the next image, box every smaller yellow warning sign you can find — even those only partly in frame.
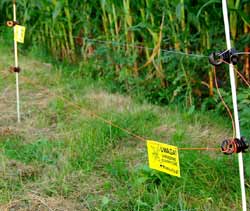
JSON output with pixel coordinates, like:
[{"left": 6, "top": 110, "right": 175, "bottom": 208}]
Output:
[
  {"left": 14, "top": 25, "right": 26, "bottom": 43},
  {"left": 147, "top": 140, "right": 180, "bottom": 177}
]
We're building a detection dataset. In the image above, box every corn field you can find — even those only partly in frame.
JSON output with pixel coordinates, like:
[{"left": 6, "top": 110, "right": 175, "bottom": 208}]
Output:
[{"left": 0, "top": 0, "right": 250, "bottom": 108}]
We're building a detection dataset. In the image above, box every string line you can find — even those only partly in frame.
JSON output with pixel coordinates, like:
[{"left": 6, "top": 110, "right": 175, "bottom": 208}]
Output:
[
  {"left": 235, "top": 52, "right": 250, "bottom": 55},
  {"left": 20, "top": 75, "right": 220, "bottom": 152},
  {"left": 34, "top": 32, "right": 250, "bottom": 58},
  {"left": 221, "top": 59, "right": 250, "bottom": 87},
  {"left": 44, "top": 33, "right": 208, "bottom": 58},
  {"left": 235, "top": 68, "right": 250, "bottom": 87},
  {"left": 213, "top": 66, "right": 236, "bottom": 138}
]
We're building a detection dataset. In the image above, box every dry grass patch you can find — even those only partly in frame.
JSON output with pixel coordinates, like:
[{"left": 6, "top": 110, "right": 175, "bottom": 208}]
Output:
[
  {"left": 187, "top": 123, "right": 231, "bottom": 147},
  {"left": 0, "top": 194, "right": 85, "bottom": 211},
  {"left": 0, "top": 80, "right": 58, "bottom": 141},
  {"left": 0, "top": 159, "right": 40, "bottom": 180},
  {"left": 153, "top": 124, "right": 177, "bottom": 141},
  {"left": 84, "top": 90, "right": 133, "bottom": 113}
]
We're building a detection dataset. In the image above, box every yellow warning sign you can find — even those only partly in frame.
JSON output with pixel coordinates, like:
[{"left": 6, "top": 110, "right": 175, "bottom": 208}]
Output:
[
  {"left": 14, "top": 25, "right": 26, "bottom": 43},
  {"left": 147, "top": 140, "right": 180, "bottom": 177}
]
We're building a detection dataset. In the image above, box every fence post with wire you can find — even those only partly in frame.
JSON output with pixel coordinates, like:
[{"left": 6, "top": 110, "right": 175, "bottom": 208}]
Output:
[{"left": 6, "top": 0, "right": 26, "bottom": 123}]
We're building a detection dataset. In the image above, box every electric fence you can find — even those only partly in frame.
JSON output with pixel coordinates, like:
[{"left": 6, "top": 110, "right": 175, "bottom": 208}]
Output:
[
  {"left": 2, "top": 0, "right": 250, "bottom": 209},
  {"left": 208, "top": 1, "right": 248, "bottom": 209}
]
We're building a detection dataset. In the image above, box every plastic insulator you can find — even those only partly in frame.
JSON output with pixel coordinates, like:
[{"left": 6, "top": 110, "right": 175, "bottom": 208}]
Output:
[
  {"left": 209, "top": 52, "right": 223, "bottom": 66},
  {"left": 9, "top": 66, "right": 21, "bottom": 73},
  {"left": 221, "top": 137, "right": 249, "bottom": 155},
  {"left": 221, "top": 139, "right": 235, "bottom": 155},
  {"left": 6, "top": 21, "right": 19, "bottom": 27},
  {"left": 209, "top": 48, "right": 238, "bottom": 66}
]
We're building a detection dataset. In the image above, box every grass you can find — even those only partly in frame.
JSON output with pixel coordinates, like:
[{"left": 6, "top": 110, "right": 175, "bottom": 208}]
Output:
[{"left": 0, "top": 40, "right": 249, "bottom": 210}]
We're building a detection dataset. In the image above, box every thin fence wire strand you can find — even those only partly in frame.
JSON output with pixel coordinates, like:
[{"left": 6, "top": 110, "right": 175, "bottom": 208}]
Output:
[
  {"left": 45, "top": 33, "right": 250, "bottom": 58},
  {"left": 235, "top": 52, "right": 250, "bottom": 55},
  {"left": 46, "top": 33, "right": 208, "bottom": 58},
  {"left": 221, "top": 59, "right": 250, "bottom": 87},
  {"left": 213, "top": 66, "right": 236, "bottom": 138},
  {"left": 235, "top": 68, "right": 250, "bottom": 88},
  {"left": 20, "top": 75, "right": 221, "bottom": 152}
]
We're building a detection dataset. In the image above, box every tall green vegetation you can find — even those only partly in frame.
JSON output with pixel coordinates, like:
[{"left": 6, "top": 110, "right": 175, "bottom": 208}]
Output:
[{"left": 0, "top": 1, "right": 249, "bottom": 118}]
